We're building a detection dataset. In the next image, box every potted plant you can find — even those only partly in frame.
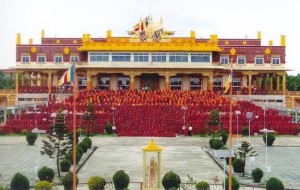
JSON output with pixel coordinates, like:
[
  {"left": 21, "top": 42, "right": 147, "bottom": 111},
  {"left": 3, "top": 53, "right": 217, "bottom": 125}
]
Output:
[
  {"left": 263, "top": 133, "right": 276, "bottom": 146},
  {"left": 232, "top": 158, "right": 245, "bottom": 174},
  {"left": 266, "top": 177, "right": 284, "bottom": 190},
  {"left": 223, "top": 176, "right": 240, "bottom": 190},
  {"left": 10, "top": 173, "right": 30, "bottom": 190},
  {"left": 87, "top": 176, "right": 106, "bottom": 190},
  {"left": 26, "top": 132, "right": 37, "bottom": 145},
  {"left": 251, "top": 168, "right": 264, "bottom": 183},
  {"left": 112, "top": 170, "right": 130, "bottom": 190},
  {"left": 195, "top": 181, "right": 210, "bottom": 190},
  {"left": 62, "top": 172, "right": 78, "bottom": 190},
  {"left": 162, "top": 171, "right": 181, "bottom": 190}
]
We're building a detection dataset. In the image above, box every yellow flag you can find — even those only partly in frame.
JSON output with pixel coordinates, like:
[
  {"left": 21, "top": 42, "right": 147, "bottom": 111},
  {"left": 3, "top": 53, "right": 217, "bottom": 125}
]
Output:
[{"left": 223, "top": 73, "right": 232, "bottom": 94}]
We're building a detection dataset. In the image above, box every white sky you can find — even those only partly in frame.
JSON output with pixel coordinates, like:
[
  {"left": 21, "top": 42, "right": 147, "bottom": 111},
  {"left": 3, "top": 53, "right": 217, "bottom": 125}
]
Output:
[{"left": 0, "top": 0, "right": 299, "bottom": 75}]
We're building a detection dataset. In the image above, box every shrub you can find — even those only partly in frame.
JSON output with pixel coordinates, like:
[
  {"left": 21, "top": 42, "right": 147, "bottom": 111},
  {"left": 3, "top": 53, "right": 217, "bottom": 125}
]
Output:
[
  {"left": 26, "top": 132, "right": 37, "bottom": 145},
  {"left": 62, "top": 172, "right": 79, "bottom": 190},
  {"left": 104, "top": 122, "right": 113, "bottom": 134},
  {"left": 65, "top": 149, "right": 82, "bottom": 164},
  {"left": 60, "top": 159, "right": 72, "bottom": 172},
  {"left": 162, "top": 171, "right": 181, "bottom": 190},
  {"left": 209, "top": 138, "right": 216, "bottom": 148},
  {"left": 232, "top": 158, "right": 245, "bottom": 173},
  {"left": 10, "top": 172, "right": 29, "bottom": 190},
  {"left": 211, "top": 139, "right": 224, "bottom": 150},
  {"left": 251, "top": 168, "right": 264, "bottom": 183},
  {"left": 220, "top": 131, "right": 228, "bottom": 145},
  {"left": 78, "top": 141, "right": 89, "bottom": 153},
  {"left": 34, "top": 180, "right": 53, "bottom": 190},
  {"left": 21, "top": 129, "right": 29, "bottom": 135},
  {"left": 87, "top": 176, "right": 106, "bottom": 190},
  {"left": 223, "top": 176, "right": 240, "bottom": 190},
  {"left": 83, "top": 137, "right": 92, "bottom": 148},
  {"left": 77, "top": 146, "right": 84, "bottom": 155},
  {"left": 38, "top": 166, "right": 55, "bottom": 182},
  {"left": 241, "top": 126, "right": 249, "bottom": 136},
  {"left": 266, "top": 177, "right": 284, "bottom": 190},
  {"left": 195, "top": 181, "right": 210, "bottom": 190},
  {"left": 112, "top": 170, "right": 130, "bottom": 190},
  {"left": 263, "top": 133, "right": 276, "bottom": 146}
]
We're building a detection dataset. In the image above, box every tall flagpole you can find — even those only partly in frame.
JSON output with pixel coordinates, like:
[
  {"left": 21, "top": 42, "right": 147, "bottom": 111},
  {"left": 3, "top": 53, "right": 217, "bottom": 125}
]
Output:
[
  {"left": 228, "top": 48, "right": 236, "bottom": 190},
  {"left": 72, "top": 62, "right": 77, "bottom": 189}
]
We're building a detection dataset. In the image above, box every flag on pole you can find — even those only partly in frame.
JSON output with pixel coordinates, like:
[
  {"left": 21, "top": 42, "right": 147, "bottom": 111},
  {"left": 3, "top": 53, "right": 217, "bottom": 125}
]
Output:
[
  {"left": 134, "top": 22, "right": 140, "bottom": 31},
  {"left": 58, "top": 64, "right": 74, "bottom": 87},
  {"left": 223, "top": 72, "right": 232, "bottom": 94}
]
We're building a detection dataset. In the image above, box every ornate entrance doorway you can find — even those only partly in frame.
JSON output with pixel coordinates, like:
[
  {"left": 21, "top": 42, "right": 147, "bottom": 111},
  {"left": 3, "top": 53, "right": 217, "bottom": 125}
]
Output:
[{"left": 141, "top": 74, "right": 159, "bottom": 91}]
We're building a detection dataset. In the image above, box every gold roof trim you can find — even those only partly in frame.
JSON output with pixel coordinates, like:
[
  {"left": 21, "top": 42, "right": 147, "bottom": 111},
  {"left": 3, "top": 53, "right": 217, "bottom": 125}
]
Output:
[{"left": 77, "top": 37, "right": 222, "bottom": 52}]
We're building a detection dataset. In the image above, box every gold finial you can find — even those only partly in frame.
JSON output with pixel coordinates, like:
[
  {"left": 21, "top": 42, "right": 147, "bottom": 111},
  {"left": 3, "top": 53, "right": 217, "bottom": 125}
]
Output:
[
  {"left": 257, "top": 31, "right": 261, "bottom": 39},
  {"left": 268, "top": 40, "right": 273, "bottom": 46},
  {"left": 41, "top": 30, "right": 45, "bottom": 38},
  {"left": 210, "top": 34, "right": 218, "bottom": 43},
  {"left": 107, "top": 30, "right": 112, "bottom": 38},
  {"left": 190, "top": 31, "right": 195, "bottom": 38},
  {"left": 16, "top": 33, "right": 21, "bottom": 45},
  {"left": 29, "top": 38, "right": 33, "bottom": 45},
  {"left": 280, "top": 35, "right": 286, "bottom": 46}
]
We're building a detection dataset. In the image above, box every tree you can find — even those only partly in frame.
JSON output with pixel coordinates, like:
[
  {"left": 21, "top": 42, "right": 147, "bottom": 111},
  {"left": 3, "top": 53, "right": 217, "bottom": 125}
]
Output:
[
  {"left": 205, "top": 109, "right": 223, "bottom": 134},
  {"left": 41, "top": 110, "right": 72, "bottom": 177},
  {"left": 237, "top": 141, "right": 258, "bottom": 177},
  {"left": 286, "top": 73, "right": 300, "bottom": 91},
  {"left": 0, "top": 71, "right": 15, "bottom": 89},
  {"left": 83, "top": 102, "right": 96, "bottom": 136}
]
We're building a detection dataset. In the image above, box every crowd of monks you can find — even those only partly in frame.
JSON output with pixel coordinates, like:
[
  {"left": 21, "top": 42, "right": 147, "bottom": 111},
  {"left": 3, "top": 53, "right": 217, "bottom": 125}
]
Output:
[{"left": 1, "top": 90, "right": 298, "bottom": 136}]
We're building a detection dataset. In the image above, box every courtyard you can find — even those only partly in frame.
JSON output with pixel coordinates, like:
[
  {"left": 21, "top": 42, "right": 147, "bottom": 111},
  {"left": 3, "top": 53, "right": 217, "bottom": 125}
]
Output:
[{"left": 0, "top": 136, "right": 299, "bottom": 189}]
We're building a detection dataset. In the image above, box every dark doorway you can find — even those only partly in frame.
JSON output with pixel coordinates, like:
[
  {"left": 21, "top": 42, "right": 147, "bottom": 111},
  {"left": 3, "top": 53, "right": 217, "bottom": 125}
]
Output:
[{"left": 141, "top": 74, "right": 159, "bottom": 91}]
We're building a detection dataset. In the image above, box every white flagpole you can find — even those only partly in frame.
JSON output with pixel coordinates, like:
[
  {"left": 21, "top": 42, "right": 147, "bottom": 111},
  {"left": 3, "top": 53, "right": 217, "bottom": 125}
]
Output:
[{"left": 72, "top": 62, "right": 77, "bottom": 189}]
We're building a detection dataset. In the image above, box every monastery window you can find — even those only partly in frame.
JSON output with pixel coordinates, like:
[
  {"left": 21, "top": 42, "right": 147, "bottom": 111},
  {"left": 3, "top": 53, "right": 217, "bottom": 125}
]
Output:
[
  {"left": 220, "top": 56, "right": 229, "bottom": 65},
  {"left": 54, "top": 55, "right": 63, "bottom": 63},
  {"left": 151, "top": 53, "right": 167, "bottom": 62},
  {"left": 112, "top": 53, "right": 131, "bottom": 62},
  {"left": 191, "top": 53, "right": 211, "bottom": 62},
  {"left": 70, "top": 55, "right": 79, "bottom": 62},
  {"left": 37, "top": 55, "right": 46, "bottom": 63},
  {"left": 213, "top": 78, "right": 222, "bottom": 91},
  {"left": 89, "top": 53, "right": 109, "bottom": 62},
  {"left": 78, "top": 77, "right": 87, "bottom": 87},
  {"left": 98, "top": 77, "right": 110, "bottom": 90},
  {"left": 169, "top": 53, "right": 188, "bottom": 62},
  {"left": 272, "top": 57, "right": 280, "bottom": 65},
  {"left": 134, "top": 53, "right": 149, "bottom": 62},
  {"left": 255, "top": 56, "right": 264, "bottom": 65},
  {"left": 170, "top": 77, "right": 182, "bottom": 90},
  {"left": 232, "top": 78, "right": 242, "bottom": 91},
  {"left": 21, "top": 55, "right": 30, "bottom": 63},
  {"left": 190, "top": 77, "right": 202, "bottom": 90},
  {"left": 117, "top": 77, "right": 130, "bottom": 90},
  {"left": 237, "top": 56, "right": 246, "bottom": 65}
]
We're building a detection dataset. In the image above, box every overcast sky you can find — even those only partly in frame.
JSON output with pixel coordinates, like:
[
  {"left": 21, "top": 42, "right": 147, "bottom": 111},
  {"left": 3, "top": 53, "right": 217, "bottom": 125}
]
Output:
[{"left": 0, "top": 0, "right": 299, "bottom": 74}]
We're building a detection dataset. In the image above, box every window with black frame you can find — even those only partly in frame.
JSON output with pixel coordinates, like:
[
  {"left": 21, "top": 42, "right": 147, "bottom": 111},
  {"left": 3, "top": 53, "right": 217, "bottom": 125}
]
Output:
[
  {"left": 117, "top": 77, "right": 130, "bottom": 90},
  {"left": 98, "top": 77, "right": 110, "bottom": 90},
  {"left": 170, "top": 77, "right": 182, "bottom": 90},
  {"left": 190, "top": 77, "right": 202, "bottom": 90}
]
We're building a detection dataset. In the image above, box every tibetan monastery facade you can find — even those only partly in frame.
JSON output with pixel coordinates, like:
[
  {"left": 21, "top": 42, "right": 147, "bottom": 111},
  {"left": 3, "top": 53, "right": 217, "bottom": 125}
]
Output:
[{"left": 15, "top": 19, "right": 288, "bottom": 104}]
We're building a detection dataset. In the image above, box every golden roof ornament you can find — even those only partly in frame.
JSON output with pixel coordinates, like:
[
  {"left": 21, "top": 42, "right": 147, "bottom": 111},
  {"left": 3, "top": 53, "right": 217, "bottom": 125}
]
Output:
[{"left": 128, "top": 16, "right": 174, "bottom": 42}]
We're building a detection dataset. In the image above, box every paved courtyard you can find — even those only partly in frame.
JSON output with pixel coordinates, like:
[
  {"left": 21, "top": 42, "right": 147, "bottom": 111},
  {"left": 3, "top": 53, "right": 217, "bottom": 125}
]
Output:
[{"left": 0, "top": 135, "right": 299, "bottom": 189}]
